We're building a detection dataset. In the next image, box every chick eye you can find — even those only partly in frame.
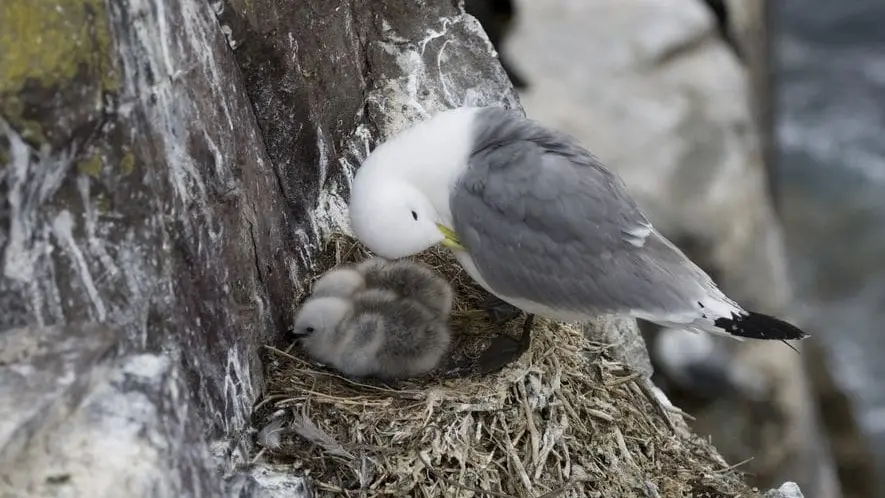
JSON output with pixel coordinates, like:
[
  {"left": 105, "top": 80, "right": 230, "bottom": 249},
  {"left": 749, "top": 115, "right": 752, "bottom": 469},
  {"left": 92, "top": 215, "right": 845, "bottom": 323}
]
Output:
[
  {"left": 306, "top": 327, "right": 315, "bottom": 333},
  {"left": 411, "top": 210, "right": 418, "bottom": 221}
]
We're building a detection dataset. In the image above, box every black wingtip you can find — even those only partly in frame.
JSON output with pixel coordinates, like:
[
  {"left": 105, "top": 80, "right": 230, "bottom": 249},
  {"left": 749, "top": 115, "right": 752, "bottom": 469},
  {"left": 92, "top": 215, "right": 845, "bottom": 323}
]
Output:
[{"left": 714, "top": 311, "right": 809, "bottom": 341}]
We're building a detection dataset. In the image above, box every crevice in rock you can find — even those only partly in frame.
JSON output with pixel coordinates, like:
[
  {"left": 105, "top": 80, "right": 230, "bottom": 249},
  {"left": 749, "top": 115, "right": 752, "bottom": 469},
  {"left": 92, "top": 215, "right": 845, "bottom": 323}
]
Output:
[{"left": 246, "top": 216, "right": 264, "bottom": 285}]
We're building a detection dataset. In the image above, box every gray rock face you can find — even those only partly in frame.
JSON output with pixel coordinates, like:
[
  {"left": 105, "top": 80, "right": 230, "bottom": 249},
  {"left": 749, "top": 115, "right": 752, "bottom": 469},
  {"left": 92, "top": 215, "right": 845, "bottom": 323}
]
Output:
[
  {"left": 3, "top": 0, "right": 288, "bottom": 471},
  {"left": 1, "top": 325, "right": 218, "bottom": 497},
  {"left": 0, "top": 0, "right": 516, "bottom": 496},
  {"left": 0, "top": 324, "right": 119, "bottom": 464},
  {"left": 584, "top": 314, "right": 654, "bottom": 378}
]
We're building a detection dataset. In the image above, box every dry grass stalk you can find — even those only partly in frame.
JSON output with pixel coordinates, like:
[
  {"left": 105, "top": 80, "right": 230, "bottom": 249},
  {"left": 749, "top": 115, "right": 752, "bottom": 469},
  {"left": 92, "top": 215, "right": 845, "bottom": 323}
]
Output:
[{"left": 251, "top": 233, "right": 760, "bottom": 497}]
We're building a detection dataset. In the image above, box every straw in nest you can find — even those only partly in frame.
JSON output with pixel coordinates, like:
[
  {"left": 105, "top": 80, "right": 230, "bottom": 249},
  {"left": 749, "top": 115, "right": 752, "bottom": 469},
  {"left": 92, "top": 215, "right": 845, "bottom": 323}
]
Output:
[{"left": 250, "top": 233, "right": 760, "bottom": 498}]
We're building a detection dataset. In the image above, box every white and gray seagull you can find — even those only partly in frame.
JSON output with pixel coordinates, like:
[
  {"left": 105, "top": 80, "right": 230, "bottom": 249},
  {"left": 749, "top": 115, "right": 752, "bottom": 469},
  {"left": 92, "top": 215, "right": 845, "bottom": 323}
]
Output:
[{"left": 347, "top": 106, "right": 808, "bottom": 373}]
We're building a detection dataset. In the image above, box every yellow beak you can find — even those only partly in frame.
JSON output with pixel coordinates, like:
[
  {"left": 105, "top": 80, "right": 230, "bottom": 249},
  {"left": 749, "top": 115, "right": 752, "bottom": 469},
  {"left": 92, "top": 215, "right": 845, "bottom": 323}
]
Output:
[{"left": 436, "top": 223, "right": 466, "bottom": 251}]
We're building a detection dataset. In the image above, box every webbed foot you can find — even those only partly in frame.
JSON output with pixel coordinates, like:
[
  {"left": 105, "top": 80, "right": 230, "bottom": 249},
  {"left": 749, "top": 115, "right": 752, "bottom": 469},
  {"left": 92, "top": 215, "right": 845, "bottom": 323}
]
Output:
[
  {"left": 477, "top": 295, "right": 522, "bottom": 324},
  {"left": 475, "top": 314, "right": 536, "bottom": 375},
  {"left": 439, "top": 357, "right": 476, "bottom": 379}
]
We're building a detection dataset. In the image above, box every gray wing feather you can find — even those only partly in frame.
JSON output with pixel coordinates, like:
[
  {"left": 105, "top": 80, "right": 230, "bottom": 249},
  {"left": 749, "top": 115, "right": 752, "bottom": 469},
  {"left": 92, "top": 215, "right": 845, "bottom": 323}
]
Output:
[{"left": 451, "top": 107, "right": 712, "bottom": 316}]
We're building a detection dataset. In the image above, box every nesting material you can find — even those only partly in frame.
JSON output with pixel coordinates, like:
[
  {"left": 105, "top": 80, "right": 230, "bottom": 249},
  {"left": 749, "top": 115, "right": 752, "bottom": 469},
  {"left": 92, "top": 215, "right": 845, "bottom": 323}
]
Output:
[{"left": 253, "top": 234, "right": 758, "bottom": 498}]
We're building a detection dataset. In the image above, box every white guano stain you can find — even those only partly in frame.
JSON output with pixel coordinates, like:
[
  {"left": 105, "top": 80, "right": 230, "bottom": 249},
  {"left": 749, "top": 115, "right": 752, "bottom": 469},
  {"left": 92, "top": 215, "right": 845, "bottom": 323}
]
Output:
[
  {"left": 2, "top": 122, "right": 37, "bottom": 282},
  {"left": 316, "top": 125, "right": 329, "bottom": 188},
  {"left": 181, "top": 0, "right": 235, "bottom": 132},
  {"left": 122, "top": 352, "right": 171, "bottom": 378},
  {"left": 119, "top": 0, "right": 215, "bottom": 210},
  {"left": 77, "top": 175, "right": 121, "bottom": 281},
  {"left": 372, "top": 13, "right": 520, "bottom": 140},
  {"left": 417, "top": 17, "right": 453, "bottom": 54},
  {"left": 51, "top": 210, "right": 108, "bottom": 322},
  {"left": 310, "top": 121, "right": 374, "bottom": 243},
  {"left": 312, "top": 186, "right": 352, "bottom": 240},
  {"left": 221, "top": 345, "right": 255, "bottom": 435},
  {"left": 1, "top": 121, "right": 84, "bottom": 326}
]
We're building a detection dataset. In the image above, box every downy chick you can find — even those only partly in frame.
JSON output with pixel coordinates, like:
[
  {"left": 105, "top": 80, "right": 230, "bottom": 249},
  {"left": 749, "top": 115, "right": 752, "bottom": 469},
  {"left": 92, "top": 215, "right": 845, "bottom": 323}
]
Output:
[
  {"left": 292, "top": 289, "right": 452, "bottom": 380},
  {"left": 310, "top": 258, "right": 454, "bottom": 320},
  {"left": 310, "top": 266, "right": 365, "bottom": 299},
  {"left": 355, "top": 258, "right": 454, "bottom": 320}
]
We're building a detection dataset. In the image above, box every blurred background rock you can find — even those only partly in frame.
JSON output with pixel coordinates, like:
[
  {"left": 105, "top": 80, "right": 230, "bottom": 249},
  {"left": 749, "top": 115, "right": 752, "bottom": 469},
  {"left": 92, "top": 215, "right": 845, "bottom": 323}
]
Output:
[{"left": 470, "top": 0, "right": 884, "bottom": 496}]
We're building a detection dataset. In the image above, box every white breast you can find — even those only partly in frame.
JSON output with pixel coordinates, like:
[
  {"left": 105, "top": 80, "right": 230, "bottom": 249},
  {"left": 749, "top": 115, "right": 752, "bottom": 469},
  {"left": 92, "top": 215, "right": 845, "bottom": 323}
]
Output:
[{"left": 450, "top": 249, "right": 594, "bottom": 323}]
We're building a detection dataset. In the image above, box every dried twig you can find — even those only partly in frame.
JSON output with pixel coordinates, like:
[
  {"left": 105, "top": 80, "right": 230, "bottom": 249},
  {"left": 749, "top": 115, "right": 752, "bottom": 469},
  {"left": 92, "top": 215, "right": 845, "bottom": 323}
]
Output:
[{"left": 247, "top": 233, "right": 758, "bottom": 497}]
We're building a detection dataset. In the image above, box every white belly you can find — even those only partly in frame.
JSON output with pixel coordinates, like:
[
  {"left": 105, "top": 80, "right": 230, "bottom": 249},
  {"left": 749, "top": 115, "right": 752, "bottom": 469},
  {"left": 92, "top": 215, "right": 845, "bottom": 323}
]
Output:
[
  {"left": 448, "top": 249, "right": 725, "bottom": 337},
  {"left": 450, "top": 249, "right": 594, "bottom": 323}
]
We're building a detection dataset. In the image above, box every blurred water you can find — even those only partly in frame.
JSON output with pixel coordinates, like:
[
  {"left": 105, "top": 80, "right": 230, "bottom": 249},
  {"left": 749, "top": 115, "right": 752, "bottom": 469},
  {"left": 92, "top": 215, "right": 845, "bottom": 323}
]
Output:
[{"left": 774, "top": 0, "right": 885, "bottom": 478}]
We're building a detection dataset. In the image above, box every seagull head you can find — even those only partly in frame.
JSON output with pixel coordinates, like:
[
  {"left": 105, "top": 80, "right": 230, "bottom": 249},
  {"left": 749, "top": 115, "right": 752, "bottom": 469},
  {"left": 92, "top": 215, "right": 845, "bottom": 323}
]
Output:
[
  {"left": 292, "top": 296, "right": 351, "bottom": 340},
  {"left": 348, "top": 171, "right": 447, "bottom": 259},
  {"left": 348, "top": 109, "right": 478, "bottom": 259}
]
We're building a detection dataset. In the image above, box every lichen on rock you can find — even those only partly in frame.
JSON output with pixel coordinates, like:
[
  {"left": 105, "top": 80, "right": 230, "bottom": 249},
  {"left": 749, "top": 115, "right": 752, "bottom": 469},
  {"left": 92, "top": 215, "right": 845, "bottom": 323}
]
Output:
[
  {"left": 0, "top": 0, "right": 118, "bottom": 145},
  {"left": 0, "top": 0, "right": 117, "bottom": 94}
]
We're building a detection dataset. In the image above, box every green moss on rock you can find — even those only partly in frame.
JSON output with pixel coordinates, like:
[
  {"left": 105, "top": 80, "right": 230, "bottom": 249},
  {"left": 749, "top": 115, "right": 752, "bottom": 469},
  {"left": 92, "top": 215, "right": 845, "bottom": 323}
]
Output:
[
  {"left": 0, "top": 0, "right": 119, "bottom": 144},
  {"left": 77, "top": 151, "right": 103, "bottom": 177},
  {"left": 120, "top": 150, "right": 135, "bottom": 175},
  {"left": 96, "top": 194, "right": 111, "bottom": 214},
  {"left": 0, "top": 0, "right": 118, "bottom": 95},
  {"left": 0, "top": 93, "right": 47, "bottom": 144}
]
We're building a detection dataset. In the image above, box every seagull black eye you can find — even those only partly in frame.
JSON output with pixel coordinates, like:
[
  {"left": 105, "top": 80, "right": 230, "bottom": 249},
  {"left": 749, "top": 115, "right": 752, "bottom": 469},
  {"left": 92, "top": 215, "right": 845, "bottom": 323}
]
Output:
[
  {"left": 305, "top": 327, "right": 315, "bottom": 333},
  {"left": 411, "top": 210, "right": 418, "bottom": 221}
]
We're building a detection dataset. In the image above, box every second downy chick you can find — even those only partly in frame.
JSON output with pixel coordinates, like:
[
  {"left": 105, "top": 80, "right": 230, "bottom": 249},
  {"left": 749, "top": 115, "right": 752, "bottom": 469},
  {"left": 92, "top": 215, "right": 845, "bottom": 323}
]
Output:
[
  {"left": 292, "top": 288, "right": 452, "bottom": 380},
  {"left": 311, "top": 258, "right": 454, "bottom": 320}
]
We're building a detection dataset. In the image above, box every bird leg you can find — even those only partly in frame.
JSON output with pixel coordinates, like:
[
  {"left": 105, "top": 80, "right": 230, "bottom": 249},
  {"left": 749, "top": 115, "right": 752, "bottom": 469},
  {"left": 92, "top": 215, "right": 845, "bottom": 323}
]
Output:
[
  {"left": 517, "top": 313, "right": 535, "bottom": 348},
  {"left": 477, "top": 294, "right": 522, "bottom": 324},
  {"left": 475, "top": 313, "right": 536, "bottom": 375}
]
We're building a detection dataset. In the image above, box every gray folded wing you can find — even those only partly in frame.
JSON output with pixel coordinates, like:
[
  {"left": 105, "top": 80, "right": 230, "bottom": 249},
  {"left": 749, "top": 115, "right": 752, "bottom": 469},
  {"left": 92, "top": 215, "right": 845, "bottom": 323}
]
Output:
[{"left": 450, "top": 108, "right": 715, "bottom": 317}]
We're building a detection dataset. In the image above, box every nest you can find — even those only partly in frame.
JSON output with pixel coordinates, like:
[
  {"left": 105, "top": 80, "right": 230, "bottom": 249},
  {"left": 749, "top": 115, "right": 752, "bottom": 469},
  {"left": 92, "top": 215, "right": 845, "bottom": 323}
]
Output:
[{"left": 251, "top": 234, "right": 758, "bottom": 497}]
